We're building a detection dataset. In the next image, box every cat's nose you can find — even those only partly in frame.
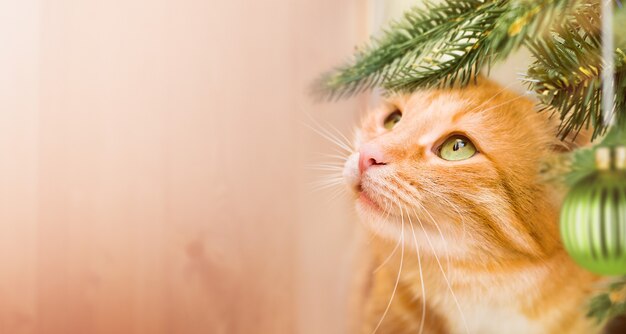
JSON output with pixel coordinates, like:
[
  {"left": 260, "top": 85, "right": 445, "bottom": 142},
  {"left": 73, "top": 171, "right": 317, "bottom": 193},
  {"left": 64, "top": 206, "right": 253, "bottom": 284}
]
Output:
[{"left": 359, "top": 144, "right": 387, "bottom": 174}]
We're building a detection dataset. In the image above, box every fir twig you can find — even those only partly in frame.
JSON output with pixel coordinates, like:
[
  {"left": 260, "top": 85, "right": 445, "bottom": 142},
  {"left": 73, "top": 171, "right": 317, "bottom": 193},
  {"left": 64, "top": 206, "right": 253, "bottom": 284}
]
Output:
[
  {"left": 316, "top": 0, "right": 581, "bottom": 97},
  {"left": 387, "top": 0, "right": 580, "bottom": 92},
  {"left": 588, "top": 276, "right": 626, "bottom": 324},
  {"left": 525, "top": 1, "right": 626, "bottom": 140},
  {"left": 314, "top": 0, "right": 488, "bottom": 99}
]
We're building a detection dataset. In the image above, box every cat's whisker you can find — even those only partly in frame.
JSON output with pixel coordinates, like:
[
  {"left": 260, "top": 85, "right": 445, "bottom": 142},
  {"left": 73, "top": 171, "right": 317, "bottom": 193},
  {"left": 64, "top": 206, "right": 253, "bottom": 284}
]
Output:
[
  {"left": 309, "top": 185, "right": 342, "bottom": 194},
  {"left": 371, "top": 202, "right": 405, "bottom": 334},
  {"left": 308, "top": 176, "right": 344, "bottom": 185},
  {"left": 418, "top": 201, "right": 453, "bottom": 290},
  {"left": 367, "top": 196, "right": 395, "bottom": 242},
  {"left": 368, "top": 183, "right": 412, "bottom": 222},
  {"left": 411, "top": 207, "right": 470, "bottom": 334},
  {"left": 309, "top": 181, "right": 344, "bottom": 191},
  {"left": 478, "top": 94, "right": 528, "bottom": 114},
  {"left": 321, "top": 191, "right": 351, "bottom": 212},
  {"left": 308, "top": 160, "right": 345, "bottom": 166},
  {"left": 406, "top": 206, "right": 427, "bottom": 334},
  {"left": 306, "top": 153, "right": 348, "bottom": 193},
  {"left": 319, "top": 118, "right": 355, "bottom": 152},
  {"left": 327, "top": 186, "right": 348, "bottom": 203},
  {"left": 349, "top": 126, "right": 358, "bottom": 145},
  {"left": 307, "top": 168, "right": 344, "bottom": 174},
  {"left": 433, "top": 192, "right": 469, "bottom": 250},
  {"left": 442, "top": 200, "right": 468, "bottom": 259},
  {"left": 305, "top": 164, "right": 344, "bottom": 172},
  {"left": 308, "top": 178, "right": 344, "bottom": 192},
  {"left": 367, "top": 204, "right": 388, "bottom": 243},
  {"left": 329, "top": 146, "right": 352, "bottom": 157},
  {"left": 464, "top": 80, "right": 520, "bottom": 115},
  {"left": 309, "top": 112, "right": 353, "bottom": 145},
  {"left": 373, "top": 233, "right": 400, "bottom": 273},
  {"left": 362, "top": 153, "right": 482, "bottom": 334},
  {"left": 368, "top": 196, "right": 397, "bottom": 243},
  {"left": 373, "top": 176, "right": 417, "bottom": 208},
  {"left": 389, "top": 173, "right": 460, "bottom": 276},
  {"left": 391, "top": 175, "right": 451, "bottom": 272},
  {"left": 423, "top": 188, "right": 465, "bottom": 223},
  {"left": 435, "top": 191, "right": 465, "bottom": 225},
  {"left": 302, "top": 121, "right": 353, "bottom": 153},
  {"left": 403, "top": 198, "right": 450, "bottom": 276},
  {"left": 302, "top": 114, "right": 354, "bottom": 153},
  {"left": 312, "top": 152, "right": 349, "bottom": 162},
  {"left": 410, "top": 180, "right": 468, "bottom": 253},
  {"left": 383, "top": 199, "right": 394, "bottom": 221}
]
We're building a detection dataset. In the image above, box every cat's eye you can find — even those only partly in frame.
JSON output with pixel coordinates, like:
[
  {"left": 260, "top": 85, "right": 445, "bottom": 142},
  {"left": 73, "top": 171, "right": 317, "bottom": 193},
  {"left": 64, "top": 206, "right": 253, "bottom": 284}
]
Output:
[
  {"left": 438, "top": 135, "right": 477, "bottom": 161},
  {"left": 383, "top": 110, "right": 402, "bottom": 130}
]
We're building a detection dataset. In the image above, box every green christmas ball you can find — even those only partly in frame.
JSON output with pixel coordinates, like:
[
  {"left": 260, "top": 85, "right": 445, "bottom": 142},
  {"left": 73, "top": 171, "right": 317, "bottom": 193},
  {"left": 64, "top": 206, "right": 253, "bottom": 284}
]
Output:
[{"left": 560, "top": 150, "right": 626, "bottom": 275}]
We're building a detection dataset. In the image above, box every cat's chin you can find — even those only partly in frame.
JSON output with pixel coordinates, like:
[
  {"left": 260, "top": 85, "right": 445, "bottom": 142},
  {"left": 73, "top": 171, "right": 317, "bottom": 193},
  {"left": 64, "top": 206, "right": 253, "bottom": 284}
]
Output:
[
  {"left": 356, "top": 191, "right": 385, "bottom": 213},
  {"left": 358, "top": 211, "right": 404, "bottom": 241},
  {"left": 355, "top": 193, "right": 405, "bottom": 240},
  {"left": 356, "top": 198, "right": 474, "bottom": 257}
]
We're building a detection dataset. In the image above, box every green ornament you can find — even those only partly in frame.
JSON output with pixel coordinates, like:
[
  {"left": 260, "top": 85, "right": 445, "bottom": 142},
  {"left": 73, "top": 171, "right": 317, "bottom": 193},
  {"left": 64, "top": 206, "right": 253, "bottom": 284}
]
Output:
[{"left": 560, "top": 147, "right": 626, "bottom": 275}]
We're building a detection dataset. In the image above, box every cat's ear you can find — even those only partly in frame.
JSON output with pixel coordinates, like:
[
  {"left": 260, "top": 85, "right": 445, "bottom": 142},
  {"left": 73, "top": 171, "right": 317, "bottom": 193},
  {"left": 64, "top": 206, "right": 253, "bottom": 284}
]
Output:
[
  {"left": 543, "top": 110, "right": 593, "bottom": 152},
  {"left": 553, "top": 127, "right": 593, "bottom": 152},
  {"left": 540, "top": 124, "right": 593, "bottom": 182},
  {"left": 551, "top": 132, "right": 592, "bottom": 152}
]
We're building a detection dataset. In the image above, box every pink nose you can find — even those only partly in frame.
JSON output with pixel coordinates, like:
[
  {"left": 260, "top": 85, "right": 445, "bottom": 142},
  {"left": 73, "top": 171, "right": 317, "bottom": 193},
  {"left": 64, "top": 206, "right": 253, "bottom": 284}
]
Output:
[{"left": 359, "top": 144, "right": 387, "bottom": 174}]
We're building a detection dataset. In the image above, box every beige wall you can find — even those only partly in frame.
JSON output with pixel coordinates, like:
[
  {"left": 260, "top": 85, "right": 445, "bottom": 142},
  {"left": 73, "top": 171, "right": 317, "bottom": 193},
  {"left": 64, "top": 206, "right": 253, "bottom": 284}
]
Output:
[{"left": 1, "top": 0, "right": 369, "bottom": 333}]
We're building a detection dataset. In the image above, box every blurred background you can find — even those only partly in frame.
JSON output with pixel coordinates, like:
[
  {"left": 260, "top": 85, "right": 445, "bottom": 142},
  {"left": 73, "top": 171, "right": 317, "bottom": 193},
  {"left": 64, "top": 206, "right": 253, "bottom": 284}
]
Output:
[{"left": 0, "top": 0, "right": 527, "bottom": 333}]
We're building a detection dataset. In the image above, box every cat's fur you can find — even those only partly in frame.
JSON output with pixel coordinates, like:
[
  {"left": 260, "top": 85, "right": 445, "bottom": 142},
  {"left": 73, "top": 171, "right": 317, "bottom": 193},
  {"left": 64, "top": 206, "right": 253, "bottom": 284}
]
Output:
[{"left": 343, "top": 79, "right": 604, "bottom": 334}]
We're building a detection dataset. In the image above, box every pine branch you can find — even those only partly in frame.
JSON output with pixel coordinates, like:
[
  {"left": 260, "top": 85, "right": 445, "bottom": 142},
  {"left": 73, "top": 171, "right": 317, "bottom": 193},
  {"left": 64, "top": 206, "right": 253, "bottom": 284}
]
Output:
[
  {"left": 383, "top": 2, "right": 505, "bottom": 91},
  {"left": 588, "top": 276, "right": 626, "bottom": 324},
  {"left": 314, "top": 0, "right": 488, "bottom": 99},
  {"left": 564, "top": 125, "right": 626, "bottom": 187},
  {"left": 525, "top": 1, "right": 626, "bottom": 140},
  {"left": 387, "top": 0, "right": 580, "bottom": 92},
  {"left": 315, "top": 0, "right": 581, "bottom": 98}
]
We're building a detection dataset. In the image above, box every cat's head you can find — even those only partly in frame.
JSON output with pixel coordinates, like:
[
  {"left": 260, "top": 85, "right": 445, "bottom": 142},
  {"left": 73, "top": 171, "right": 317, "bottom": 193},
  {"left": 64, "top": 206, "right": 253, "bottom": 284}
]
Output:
[{"left": 343, "top": 79, "right": 581, "bottom": 260}]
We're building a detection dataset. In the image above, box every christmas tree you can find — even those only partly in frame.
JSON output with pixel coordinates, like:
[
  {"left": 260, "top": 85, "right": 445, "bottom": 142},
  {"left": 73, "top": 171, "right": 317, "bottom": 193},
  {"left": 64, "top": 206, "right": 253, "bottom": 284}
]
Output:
[{"left": 317, "top": 0, "right": 626, "bottom": 325}]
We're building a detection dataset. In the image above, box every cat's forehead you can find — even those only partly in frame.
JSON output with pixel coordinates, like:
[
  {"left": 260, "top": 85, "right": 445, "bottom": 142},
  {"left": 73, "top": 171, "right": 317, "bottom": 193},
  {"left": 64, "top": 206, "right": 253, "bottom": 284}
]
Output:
[
  {"left": 363, "top": 90, "right": 475, "bottom": 133},
  {"left": 392, "top": 90, "right": 469, "bottom": 118}
]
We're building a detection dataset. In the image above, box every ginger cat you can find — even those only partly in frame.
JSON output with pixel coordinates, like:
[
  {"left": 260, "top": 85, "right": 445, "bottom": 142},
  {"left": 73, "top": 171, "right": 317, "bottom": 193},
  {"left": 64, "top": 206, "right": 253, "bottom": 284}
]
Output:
[{"left": 342, "top": 79, "right": 605, "bottom": 334}]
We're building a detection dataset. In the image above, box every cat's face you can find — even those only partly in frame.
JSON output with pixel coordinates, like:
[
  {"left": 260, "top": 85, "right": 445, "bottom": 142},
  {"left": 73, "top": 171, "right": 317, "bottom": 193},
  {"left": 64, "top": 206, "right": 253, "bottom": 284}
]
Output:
[{"left": 344, "top": 80, "right": 566, "bottom": 260}]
